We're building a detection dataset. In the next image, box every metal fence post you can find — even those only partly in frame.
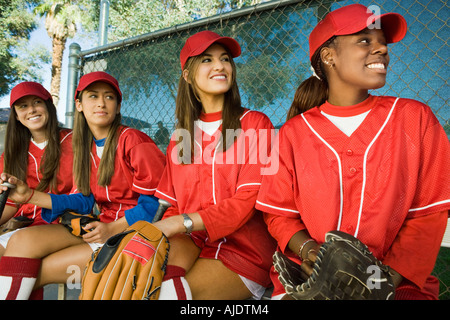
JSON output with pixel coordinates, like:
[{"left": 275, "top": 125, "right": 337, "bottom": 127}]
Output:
[
  {"left": 65, "top": 43, "right": 81, "bottom": 129},
  {"left": 99, "top": 0, "right": 110, "bottom": 46}
]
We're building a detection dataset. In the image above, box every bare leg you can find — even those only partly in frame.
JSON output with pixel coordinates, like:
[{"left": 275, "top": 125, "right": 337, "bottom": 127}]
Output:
[
  {"left": 4, "top": 224, "right": 86, "bottom": 259},
  {"left": 186, "top": 258, "right": 252, "bottom": 300},
  {"left": 166, "top": 233, "right": 201, "bottom": 270},
  {"left": 3, "top": 224, "right": 92, "bottom": 289},
  {"left": 157, "top": 233, "right": 201, "bottom": 300},
  {"left": 164, "top": 234, "right": 251, "bottom": 299},
  {"left": 36, "top": 242, "right": 92, "bottom": 288}
]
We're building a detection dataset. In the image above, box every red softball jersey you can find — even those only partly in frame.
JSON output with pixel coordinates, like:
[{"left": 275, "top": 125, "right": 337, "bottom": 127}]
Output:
[
  {"left": 256, "top": 95, "right": 450, "bottom": 293},
  {"left": 156, "top": 109, "right": 277, "bottom": 287},
  {"left": 1, "top": 129, "right": 74, "bottom": 226},
  {"left": 86, "top": 126, "right": 166, "bottom": 223}
]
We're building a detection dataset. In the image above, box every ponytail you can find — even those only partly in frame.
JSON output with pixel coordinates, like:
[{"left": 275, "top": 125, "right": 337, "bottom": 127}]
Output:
[
  {"left": 286, "top": 76, "right": 328, "bottom": 121},
  {"left": 286, "top": 36, "right": 336, "bottom": 121}
]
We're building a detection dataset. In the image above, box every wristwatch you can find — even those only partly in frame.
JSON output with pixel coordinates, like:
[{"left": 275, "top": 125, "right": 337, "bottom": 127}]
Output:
[{"left": 182, "top": 213, "right": 193, "bottom": 234}]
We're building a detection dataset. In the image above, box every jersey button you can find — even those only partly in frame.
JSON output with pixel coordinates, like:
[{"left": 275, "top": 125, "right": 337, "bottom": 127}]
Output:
[
  {"left": 346, "top": 149, "right": 353, "bottom": 156},
  {"left": 349, "top": 167, "right": 357, "bottom": 174}
]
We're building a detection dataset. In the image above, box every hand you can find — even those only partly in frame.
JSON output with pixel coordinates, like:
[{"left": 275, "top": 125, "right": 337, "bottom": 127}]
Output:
[
  {"left": 152, "top": 215, "right": 185, "bottom": 238},
  {"left": 0, "top": 173, "right": 33, "bottom": 204},
  {"left": 300, "top": 243, "right": 320, "bottom": 276},
  {"left": 287, "top": 231, "right": 320, "bottom": 277},
  {"left": 82, "top": 219, "right": 127, "bottom": 244}
]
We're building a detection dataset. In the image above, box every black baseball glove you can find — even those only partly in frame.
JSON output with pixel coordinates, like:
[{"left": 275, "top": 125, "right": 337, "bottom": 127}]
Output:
[{"left": 273, "top": 230, "right": 395, "bottom": 300}]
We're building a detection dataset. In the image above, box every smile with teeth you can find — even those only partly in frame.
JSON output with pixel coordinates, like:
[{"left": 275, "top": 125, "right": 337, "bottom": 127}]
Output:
[
  {"left": 28, "top": 115, "right": 41, "bottom": 121},
  {"left": 367, "top": 63, "right": 385, "bottom": 69},
  {"left": 211, "top": 75, "right": 227, "bottom": 80}
]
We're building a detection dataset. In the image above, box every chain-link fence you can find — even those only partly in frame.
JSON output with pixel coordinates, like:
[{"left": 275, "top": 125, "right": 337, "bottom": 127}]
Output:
[{"left": 71, "top": 0, "right": 449, "bottom": 298}]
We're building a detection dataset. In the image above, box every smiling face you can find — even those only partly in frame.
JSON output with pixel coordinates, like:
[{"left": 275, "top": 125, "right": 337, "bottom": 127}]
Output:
[
  {"left": 75, "top": 81, "right": 121, "bottom": 139},
  {"left": 13, "top": 95, "right": 49, "bottom": 139},
  {"left": 323, "top": 28, "right": 390, "bottom": 104},
  {"left": 186, "top": 43, "right": 234, "bottom": 111}
]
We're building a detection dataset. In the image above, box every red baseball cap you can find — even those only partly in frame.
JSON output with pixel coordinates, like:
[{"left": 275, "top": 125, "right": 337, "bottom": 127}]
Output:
[
  {"left": 180, "top": 30, "right": 241, "bottom": 70},
  {"left": 10, "top": 82, "right": 52, "bottom": 107},
  {"left": 75, "top": 71, "right": 122, "bottom": 103},
  {"left": 309, "top": 4, "right": 407, "bottom": 61}
]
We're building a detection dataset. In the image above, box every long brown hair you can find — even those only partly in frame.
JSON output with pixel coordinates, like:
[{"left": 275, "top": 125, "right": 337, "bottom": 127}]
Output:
[
  {"left": 175, "top": 48, "right": 244, "bottom": 163},
  {"left": 286, "top": 36, "right": 337, "bottom": 121},
  {"left": 72, "top": 91, "right": 122, "bottom": 196},
  {"left": 4, "top": 99, "right": 62, "bottom": 192}
]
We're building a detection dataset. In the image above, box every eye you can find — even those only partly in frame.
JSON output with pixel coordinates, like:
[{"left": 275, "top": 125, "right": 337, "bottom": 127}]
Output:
[
  {"left": 201, "top": 57, "right": 212, "bottom": 63},
  {"left": 359, "top": 37, "right": 370, "bottom": 44}
]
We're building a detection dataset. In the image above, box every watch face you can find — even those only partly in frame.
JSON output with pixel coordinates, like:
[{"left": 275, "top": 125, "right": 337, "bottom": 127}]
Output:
[{"left": 183, "top": 214, "right": 193, "bottom": 233}]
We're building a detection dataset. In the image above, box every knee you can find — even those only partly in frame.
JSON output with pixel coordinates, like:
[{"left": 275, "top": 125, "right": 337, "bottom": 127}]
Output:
[
  {"left": 167, "top": 234, "right": 200, "bottom": 268},
  {"left": 5, "top": 228, "right": 41, "bottom": 258}
]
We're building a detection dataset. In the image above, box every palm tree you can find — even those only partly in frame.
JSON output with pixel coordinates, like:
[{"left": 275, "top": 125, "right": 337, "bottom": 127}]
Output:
[{"left": 34, "top": 1, "right": 79, "bottom": 108}]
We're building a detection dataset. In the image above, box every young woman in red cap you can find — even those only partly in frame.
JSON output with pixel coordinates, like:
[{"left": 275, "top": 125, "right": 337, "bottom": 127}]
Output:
[
  {"left": 0, "top": 82, "right": 73, "bottom": 257},
  {"left": 0, "top": 72, "right": 165, "bottom": 300},
  {"left": 154, "top": 30, "right": 276, "bottom": 299},
  {"left": 256, "top": 4, "right": 450, "bottom": 300}
]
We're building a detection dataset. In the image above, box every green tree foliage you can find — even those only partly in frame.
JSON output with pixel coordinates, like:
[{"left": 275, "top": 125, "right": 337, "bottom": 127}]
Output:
[
  {"left": 34, "top": 0, "right": 96, "bottom": 107},
  {"left": 15, "top": 0, "right": 265, "bottom": 107},
  {"left": 100, "top": 0, "right": 264, "bottom": 42},
  {"left": 97, "top": 0, "right": 304, "bottom": 111},
  {"left": 0, "top": 0, "right": 46, "bottom": 96},
  {"left": 5, "top": 0, "right": 301, "bottom": 112}
]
